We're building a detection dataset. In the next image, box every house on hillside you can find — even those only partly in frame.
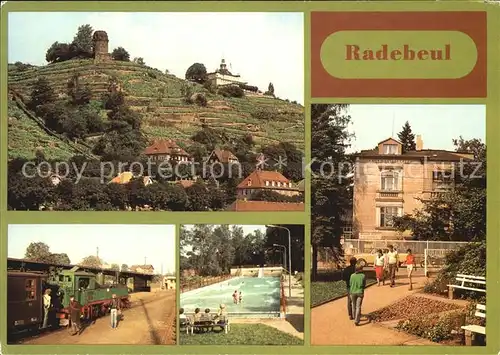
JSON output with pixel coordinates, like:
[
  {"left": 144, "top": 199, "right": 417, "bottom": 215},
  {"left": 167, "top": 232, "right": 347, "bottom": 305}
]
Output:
[
  {"left": 236, "top": 170, "right": 300, "bottom": 198},
  {"left": 129, "top": 264, "right": 155, "bottom": 274},
  {"left": 226, "top": 200, "right": 304, "bottom": 211},
  {"left": 352, "top": 135, "right": 474, "bottom": 240},
  {"left": 144, "top": 139, "right": 192, "bottom": 163},
  {"left": 206, "top": 59, "right": 247, "bottom": 87},
  {"left": 207, "top": 148, "right": 239, "bottom": 164},
  {"left": 110, "top": 172, "right": 153, "bottom": 186}
]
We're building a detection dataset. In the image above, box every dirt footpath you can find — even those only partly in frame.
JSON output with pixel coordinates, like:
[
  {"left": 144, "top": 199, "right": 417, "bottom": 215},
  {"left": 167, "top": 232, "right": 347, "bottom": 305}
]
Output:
[{"left": 22, "top": 290, "right": 176, "bottom": 345}]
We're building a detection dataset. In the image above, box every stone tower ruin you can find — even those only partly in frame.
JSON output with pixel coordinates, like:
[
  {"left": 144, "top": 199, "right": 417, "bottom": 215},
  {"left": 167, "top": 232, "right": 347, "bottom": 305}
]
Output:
[{"left": 93, "top": 30, "right": 111, "bottom": 62}]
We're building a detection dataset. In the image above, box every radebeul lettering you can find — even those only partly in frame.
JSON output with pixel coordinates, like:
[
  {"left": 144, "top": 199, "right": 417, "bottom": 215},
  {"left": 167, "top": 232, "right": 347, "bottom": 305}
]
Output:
[{"left": 345, "top": 44, "right": 451, "bottom": 61}]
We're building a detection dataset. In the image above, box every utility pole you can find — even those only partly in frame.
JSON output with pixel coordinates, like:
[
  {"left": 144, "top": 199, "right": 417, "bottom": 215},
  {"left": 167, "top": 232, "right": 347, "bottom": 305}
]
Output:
[
  {"left": 144, "top": 256, "right": 147, "bottom": 265},
  {"left": 96, "top": 247, "right": 99, "bottom": 258}
]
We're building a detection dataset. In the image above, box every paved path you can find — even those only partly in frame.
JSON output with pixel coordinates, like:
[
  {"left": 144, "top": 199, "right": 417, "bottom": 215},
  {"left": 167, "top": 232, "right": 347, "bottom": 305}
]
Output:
[
  {"left": 22, "top": 290, "right": 176, "bottom": 345},
  {"left": 311, "top": 272, "right": 437, "bottom": 345}
]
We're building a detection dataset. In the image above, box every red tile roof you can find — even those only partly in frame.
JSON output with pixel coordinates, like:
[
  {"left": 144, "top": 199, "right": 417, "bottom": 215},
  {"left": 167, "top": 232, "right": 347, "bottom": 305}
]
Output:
[
  {"left": 237, "top": 170, "right": 295, "bottom": 189},
  {"left": 210, "top": 149, "right": 238, "bottom": 163},
  {"left": 144, "top": 139, "right": 190, "bottom": 157},
  {"left": 227, "top": 200, "right": 304, "bottom": 211}
]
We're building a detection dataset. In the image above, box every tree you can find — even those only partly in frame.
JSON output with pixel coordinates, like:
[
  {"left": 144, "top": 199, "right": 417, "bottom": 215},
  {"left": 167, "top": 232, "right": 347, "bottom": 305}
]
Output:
[
  {"left": 185, "top": 63, "right": 207, "bottom": 84},
  {"left": 72, "top": 24, "right": 94, "bottom": 54},
  {"left": 62, "top": 111, "right": 89, "bottom": 139},
  {"left": 50, "top": 253, "right": 71, "bottom": 265},
  {"left": 25, "top": 242, "right": 52, "bottom": 262},
  {"left": 67, "top": 73, "right": 92, "bottom": 106},
  {"left": 110, "top": 263, "right": 120, "bottom": 271},
  {"left": 393, "top": 137, "right": 486, "bottom": 242},
  {"left": 121, "top": 264, "right": 129, "bottom": 271},
  {"left": 111, "top": 47, "right": 130, "bottom": 61},
  {"left": 29, "top": 77, "right": 56, "bottom": 111},
  {"left": 267, "top": 82, "right": 275, "bottom": 96},
  {"left": 133, "top": 57, "right": 145, "bottom": 65},
  {"left": 80, "top": 255, "right": 103, "bottom": 268},
  {"left": 397, "top": 121, "right": 416, "bottom": 152},
  {"left": 218, "top": 85, "right": 244, "bottom": 98},
  {"left": 311, "top": 104, "right": 353, "bottom": 280}
]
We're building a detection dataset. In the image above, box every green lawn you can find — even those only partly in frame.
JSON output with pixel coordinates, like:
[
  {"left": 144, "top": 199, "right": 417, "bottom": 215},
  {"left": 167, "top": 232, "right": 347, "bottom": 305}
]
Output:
[
  {"left": 179, "top": 324, "right": 303, "bottom": 345},
  {"left": 311, "top": 278, "right": 377, "bottom": 307}
]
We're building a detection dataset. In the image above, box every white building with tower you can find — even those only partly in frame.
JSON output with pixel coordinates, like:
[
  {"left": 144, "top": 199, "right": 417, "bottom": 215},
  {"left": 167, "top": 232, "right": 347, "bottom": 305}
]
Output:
[{"left": 206, "top": 59, "right": 248, "bottom": 87}]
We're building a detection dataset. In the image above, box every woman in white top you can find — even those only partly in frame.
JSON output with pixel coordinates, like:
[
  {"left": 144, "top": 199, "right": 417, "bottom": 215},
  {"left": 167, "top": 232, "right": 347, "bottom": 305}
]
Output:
[{"left": 374, "top": 249, "right": 385, "bottom": 286}]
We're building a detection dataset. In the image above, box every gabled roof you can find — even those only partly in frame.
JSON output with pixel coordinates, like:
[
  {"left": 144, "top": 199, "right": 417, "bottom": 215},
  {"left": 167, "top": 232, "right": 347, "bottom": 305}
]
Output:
[
  {"left": 144, "top": 139, "right": 190, "bottom": 157},
  {"left": 227, "top": 200, "right": 304, "bottom": 212},
  {"left": 377, "top": 137, "right": 402, "bottom": 146},
  {"left": 210, "top": 149, "right": 238, "bottom": 163},
  {"left": 237, "top": 170, "right": 294, "bottom": 189}
]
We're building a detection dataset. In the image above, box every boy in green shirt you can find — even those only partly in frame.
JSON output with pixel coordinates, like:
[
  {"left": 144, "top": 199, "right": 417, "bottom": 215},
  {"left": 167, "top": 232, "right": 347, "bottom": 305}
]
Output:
[{"left": 349, "top": 265, "right": 366, "bottom": 326}]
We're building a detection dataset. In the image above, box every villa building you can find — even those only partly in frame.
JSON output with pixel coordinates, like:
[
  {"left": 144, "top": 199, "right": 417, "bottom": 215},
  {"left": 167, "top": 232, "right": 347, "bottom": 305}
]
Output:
[
  {"left": 352, "top": 135, "right": 474, "bottom": 240},
  {"left": 143, "top": 139, "right": 192, "bottom": 163},
  {"left": 236, "top": 170, "right": 300, "bottom": 198},
  {"left": 206, "top": 59, "right": 247, "bottom": 87}
]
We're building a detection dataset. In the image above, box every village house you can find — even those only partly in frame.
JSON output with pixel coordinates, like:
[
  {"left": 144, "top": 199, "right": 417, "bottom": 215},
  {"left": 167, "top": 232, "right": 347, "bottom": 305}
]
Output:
[
  {"left": 143, "top": 139, "right": 192, "bottom": 163},
  {"left": 236, "top": 170, "right": 300, "bottom": 198},
  {"left": 206, "top": 59, "right": 247, "bottom": 87},
  {"left": 110, "top": 171, "right": 153, "bottom": 186},
  {"left": 129, "top": 264, "right": 155, "bottom": 274},
  {"left": 351, "top": 135, "right": 474, "bottom": 240},
  {"left": 207, "top": 148, "right": 239, "bottom": 164}
]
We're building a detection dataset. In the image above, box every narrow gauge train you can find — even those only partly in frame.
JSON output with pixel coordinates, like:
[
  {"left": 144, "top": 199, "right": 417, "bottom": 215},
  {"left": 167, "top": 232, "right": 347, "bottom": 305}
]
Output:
[{"left": 7, "top": 266, "right": 130, "bottom": 333}]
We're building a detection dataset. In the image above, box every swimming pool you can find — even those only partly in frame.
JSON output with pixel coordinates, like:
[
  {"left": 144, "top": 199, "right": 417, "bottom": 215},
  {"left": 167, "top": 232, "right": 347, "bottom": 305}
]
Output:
[{"left": 180, "top": 276, "right": 281, "bottom": 318}]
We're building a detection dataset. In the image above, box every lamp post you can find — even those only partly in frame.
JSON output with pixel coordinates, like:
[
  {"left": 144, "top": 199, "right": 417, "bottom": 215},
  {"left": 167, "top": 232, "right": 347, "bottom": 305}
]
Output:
[
  {"left": 267, "top": 225, "right": 292, "bottom": 298},
  {"left": 273, "top": 243, "right": 287, "bottom": 272}
]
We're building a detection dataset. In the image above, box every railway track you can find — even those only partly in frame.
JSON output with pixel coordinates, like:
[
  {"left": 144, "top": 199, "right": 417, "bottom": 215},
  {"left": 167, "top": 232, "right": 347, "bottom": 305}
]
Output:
[{"left": 8, "top": 292, "right": 172, "bottom": 344}]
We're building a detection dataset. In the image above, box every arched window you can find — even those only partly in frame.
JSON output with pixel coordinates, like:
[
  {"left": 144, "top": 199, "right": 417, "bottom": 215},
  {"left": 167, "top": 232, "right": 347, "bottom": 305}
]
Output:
[{"left": 380, "top": 170, "right": 400, "bottom": 191}]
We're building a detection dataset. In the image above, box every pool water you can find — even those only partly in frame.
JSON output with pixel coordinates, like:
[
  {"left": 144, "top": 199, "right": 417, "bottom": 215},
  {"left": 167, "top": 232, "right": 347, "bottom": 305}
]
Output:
[{"left": 180, "top": 276, "right": 281, "bottom": 317}]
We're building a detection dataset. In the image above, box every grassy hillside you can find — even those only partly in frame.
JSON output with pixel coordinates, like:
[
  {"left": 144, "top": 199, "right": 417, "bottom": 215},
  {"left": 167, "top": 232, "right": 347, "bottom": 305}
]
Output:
[{"left": 8, "top": 59, "right": 304, "bottom": 159}]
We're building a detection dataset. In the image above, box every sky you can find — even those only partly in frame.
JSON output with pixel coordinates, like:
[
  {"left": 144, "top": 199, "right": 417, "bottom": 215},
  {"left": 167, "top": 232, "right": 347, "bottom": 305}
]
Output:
[
  {"left": 8, "top": 224, "right": 176, "bottom": 274},
  {"left": 345, "top": 104, "right": 486, "bottom": 153},
  {"left": 8, "top": 12, "right": 304, "bottom": 104}
]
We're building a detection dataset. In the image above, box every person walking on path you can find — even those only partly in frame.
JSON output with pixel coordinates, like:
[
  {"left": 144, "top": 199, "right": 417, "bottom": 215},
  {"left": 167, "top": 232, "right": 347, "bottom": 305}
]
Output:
[
  {"left": 109, "top": 294, "right": 121, "bottom": 329},
  {"left": 405, "top": 249, "right": 417, "bottom": 290},
  {"left": 343, "top": 257, "right": 357, "bottom": 320},
  {"left": 349, "top": 265, "right": 366, "bottom": 326},
  {"left": 387, "top": 245, "right": 399, "bottom": 287},
  {"left": 374, "top": 249, "right": 385, "bottom": 286},
  {"left": 69, "top": 295, "right": 82, "bottom": 335}
]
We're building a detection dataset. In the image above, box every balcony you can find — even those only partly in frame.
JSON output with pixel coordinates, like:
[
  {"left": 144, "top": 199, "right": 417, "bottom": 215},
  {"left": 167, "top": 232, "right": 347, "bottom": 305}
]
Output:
[{"left": 375, "top": 190, "right": 403, "bottom": 201}]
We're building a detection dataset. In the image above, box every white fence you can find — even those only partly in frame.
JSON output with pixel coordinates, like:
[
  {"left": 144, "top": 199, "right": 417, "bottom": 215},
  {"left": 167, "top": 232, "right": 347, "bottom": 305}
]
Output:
[{"left": 342, "top": 239, "right": 468, "bottom": 256}]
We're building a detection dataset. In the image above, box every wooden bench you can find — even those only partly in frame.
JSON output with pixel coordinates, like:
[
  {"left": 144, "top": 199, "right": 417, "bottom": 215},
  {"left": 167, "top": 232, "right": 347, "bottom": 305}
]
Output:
[
  {"left": 179, "top": 317, "right": 191, "bottom": 334},
  {"left": 189, "top": 315, "right": 230, "bottom": 334},
  {"left": 447, "top": 274, "right": 486, "bottom": 299},
  {"left": 461, "top": 304, "right": 486, "bottom": 346}
]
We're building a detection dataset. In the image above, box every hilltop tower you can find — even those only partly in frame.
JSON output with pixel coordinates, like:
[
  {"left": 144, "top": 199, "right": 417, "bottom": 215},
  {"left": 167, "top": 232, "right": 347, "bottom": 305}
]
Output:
[{"left": 93, "top": 30, "right": 111, "bottom": 62}]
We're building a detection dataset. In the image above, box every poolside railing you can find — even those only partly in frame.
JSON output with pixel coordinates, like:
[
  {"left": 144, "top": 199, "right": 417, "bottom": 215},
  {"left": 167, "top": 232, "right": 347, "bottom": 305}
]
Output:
[{"left": 180, "top": 274, "right": 232, "bottom": 293}]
